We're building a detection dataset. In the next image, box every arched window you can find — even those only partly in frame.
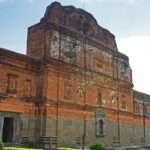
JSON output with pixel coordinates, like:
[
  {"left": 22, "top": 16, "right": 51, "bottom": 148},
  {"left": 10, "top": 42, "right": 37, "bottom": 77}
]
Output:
[
  {"left": 24, "top": 79, "right": 31, "bottom": 97},
  {"left": 64, "top": 81, "right": 72, "bottom": 100},
  {"left": 121, "top": 95, "right": 127, "bottom": 110},
  {"left": 99, "top": 119, "right": 104, "bottom": 135},
  {"left": 139, "top": 103, "right": 143, "bottom": 115},
  {"left": 96, "top": 118, "right": 105, "bottom": 137},
  {"left": 97, "top": 90, "right": 102, "bottom": 105},
  {"left": 7, "top": 73, "right": 18, "bottom": 94},
  {"left": 134, "top": 101, "right": 139, "bottom": 113},
  {"left": 122, "top": 99, "right": 127, "bottom": 109},
  {"left": 146, "top": 105, "right": 150, "bottom": 116}
]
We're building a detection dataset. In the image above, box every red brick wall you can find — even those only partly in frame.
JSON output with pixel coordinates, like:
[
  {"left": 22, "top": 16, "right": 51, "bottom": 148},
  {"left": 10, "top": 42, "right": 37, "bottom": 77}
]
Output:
[
  {"left": 0, "top": 49, "right": 38, "bottom": 116},
  {"left": 27, "top": 23, "right": 46, "bottom": 57}
]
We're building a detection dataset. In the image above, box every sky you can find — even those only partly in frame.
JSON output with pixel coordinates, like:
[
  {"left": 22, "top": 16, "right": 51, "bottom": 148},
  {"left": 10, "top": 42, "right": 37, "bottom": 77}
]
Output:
[{"left": 0, "top": 0, "right": 150, "bottom": 94}]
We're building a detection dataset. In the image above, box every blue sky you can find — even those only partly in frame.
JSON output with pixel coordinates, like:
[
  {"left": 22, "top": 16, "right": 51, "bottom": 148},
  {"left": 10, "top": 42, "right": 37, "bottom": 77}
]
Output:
[{"left": 0, "top": 0, "right": 150, "bottom": 94}]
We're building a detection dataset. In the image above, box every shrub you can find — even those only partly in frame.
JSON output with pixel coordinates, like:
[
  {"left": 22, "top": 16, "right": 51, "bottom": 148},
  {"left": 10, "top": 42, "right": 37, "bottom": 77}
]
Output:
[
  {"left": 0, "top": 141, "right": 4, "bottom": 150},
  {"left": 89, "top": 140, "right": 105, "bottom": 150}
]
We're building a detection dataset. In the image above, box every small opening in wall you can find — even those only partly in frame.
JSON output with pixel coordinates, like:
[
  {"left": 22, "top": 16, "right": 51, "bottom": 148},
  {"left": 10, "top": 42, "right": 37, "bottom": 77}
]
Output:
[{"left": 2, "top": 117, "right": 14, "bottom": 143}]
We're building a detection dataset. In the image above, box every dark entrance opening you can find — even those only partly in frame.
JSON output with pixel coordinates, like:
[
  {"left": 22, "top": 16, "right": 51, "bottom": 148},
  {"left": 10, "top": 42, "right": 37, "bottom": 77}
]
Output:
[{"left": 2, "top": 117, "right": 14, "bottom": 143}]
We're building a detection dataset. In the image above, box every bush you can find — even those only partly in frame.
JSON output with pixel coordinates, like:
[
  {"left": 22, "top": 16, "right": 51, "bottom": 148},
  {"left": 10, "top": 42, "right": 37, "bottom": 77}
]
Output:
[
  {"left": 0, "top": 141, "right": 4, "bottom": 150},
  {"left": 89, "top": 140, "right": 105, "bottom": 150}
]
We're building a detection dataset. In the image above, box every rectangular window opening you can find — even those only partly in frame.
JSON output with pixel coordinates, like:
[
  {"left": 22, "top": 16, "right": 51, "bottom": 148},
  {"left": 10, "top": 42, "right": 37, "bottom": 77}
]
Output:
[{"left": 2, "top": 117, "right": 14, "bottom": 143}]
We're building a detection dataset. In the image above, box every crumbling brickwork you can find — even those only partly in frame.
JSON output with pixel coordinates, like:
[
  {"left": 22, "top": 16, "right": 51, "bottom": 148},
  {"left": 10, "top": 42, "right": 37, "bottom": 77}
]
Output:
[{"left": 0, "top": 1, "right": 150, "bottom": 148}]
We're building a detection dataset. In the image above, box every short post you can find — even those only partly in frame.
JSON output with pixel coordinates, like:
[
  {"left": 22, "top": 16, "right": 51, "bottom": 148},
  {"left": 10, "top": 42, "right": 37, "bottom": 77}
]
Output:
[
  {"left": 40, "top": 136, "right": 50, "bottom": 150},
  {"left": 50, "top": 136, "right": 58, "bottom": 150},
  {"left": 21, "top": 136, "right": 29, "bottom": 147}
]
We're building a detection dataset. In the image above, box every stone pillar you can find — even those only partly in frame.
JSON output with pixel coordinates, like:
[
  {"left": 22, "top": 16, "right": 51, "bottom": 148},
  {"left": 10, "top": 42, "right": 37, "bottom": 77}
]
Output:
[
  {"left": 13, "top": 117, "right": 20, "bottom": 143},
  {"left": 0, "top": 116, "right": 4, "bottom": 141}
]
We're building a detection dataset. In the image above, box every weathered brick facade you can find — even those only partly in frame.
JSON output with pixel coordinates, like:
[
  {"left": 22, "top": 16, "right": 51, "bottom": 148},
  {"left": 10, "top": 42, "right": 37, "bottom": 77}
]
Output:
[{"left": 0, "top": 1, "right": 150, "bottom": 148}]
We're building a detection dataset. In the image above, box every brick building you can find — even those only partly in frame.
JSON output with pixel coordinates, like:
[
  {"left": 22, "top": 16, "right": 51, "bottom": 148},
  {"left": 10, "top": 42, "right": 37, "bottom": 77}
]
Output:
[{"left": 0, "top": 1, "right": 150, "bottom": 148}]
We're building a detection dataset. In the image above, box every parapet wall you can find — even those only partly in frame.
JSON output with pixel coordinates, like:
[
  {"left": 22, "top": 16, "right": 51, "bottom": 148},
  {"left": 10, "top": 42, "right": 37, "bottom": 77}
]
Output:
[{"left": 27, "top": 1, "right": 117, "bottom": 58}]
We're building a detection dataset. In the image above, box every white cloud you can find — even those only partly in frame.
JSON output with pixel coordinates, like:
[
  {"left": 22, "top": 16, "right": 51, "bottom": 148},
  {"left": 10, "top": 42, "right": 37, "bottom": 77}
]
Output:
[{"left": 117, "top": 36, "right": 150, "bottom": 94}]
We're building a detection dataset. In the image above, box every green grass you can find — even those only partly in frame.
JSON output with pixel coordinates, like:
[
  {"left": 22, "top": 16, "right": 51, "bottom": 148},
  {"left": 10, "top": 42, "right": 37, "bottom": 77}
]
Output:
[
  {"left": 4, "top": 147, "right": 87, "bottom": 150},
  {"left": 58, "top": 148, "right": 79, "bottom": 150},
  {"left": 4, "top": 148, "right": 42, "bottom": 150},
  {"left": 4, "top": 148, "right": 84, "bottom": 150},
  {"left": 58, "top": 148, "right": 88, "bottom": 150}
]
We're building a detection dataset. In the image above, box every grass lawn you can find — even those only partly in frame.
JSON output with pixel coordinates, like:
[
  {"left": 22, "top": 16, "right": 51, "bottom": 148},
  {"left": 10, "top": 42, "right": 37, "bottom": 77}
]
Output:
[
  {"left": 59, "top": 148, "right": 85, "bottom": 150},
  {"left": 4, "top": 148, "right": 42, "bottom": 150},
  {"left": 4, "top": 148, "right": 87, "bottom": 150}
]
